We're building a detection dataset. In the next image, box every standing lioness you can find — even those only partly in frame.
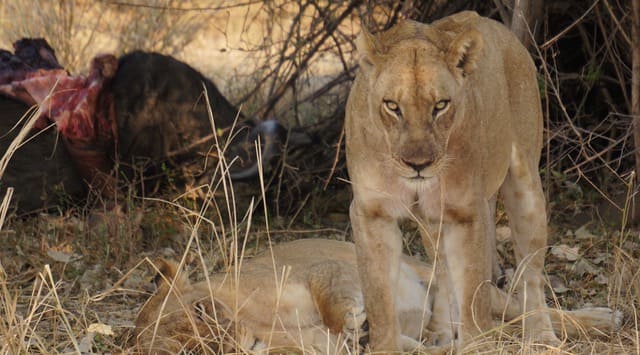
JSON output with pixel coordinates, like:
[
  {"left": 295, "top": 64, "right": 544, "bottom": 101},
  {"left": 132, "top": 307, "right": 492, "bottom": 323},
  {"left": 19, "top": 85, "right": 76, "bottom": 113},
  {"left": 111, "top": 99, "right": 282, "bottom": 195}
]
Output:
[{"left": 345, "top": 11, "right": 555, "bottom": 350}]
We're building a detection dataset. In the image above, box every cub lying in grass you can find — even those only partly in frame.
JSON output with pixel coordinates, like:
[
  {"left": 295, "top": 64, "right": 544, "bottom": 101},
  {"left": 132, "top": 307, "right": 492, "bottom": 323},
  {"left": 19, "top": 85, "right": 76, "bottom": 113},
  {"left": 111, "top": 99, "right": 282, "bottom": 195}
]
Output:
[{"left": 133, "top": 239, "right": 620, "bottom": 354}]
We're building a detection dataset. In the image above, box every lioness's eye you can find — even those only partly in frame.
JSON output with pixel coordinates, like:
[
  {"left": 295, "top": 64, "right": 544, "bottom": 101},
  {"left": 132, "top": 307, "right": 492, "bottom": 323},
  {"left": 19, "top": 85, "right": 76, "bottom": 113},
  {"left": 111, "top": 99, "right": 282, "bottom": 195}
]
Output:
[
  {"left": 383, "top": 100, "right": 402, "bottom": 117},
  {"left": 432, "top": 100, "right": 450, "bottom": 117}
]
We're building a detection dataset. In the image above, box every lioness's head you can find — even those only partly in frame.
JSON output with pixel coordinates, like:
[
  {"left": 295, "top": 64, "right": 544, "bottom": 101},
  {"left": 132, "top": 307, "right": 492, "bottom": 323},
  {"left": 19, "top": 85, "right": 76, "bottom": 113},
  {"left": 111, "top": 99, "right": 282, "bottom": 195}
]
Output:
[
  {"left": 356, "top": 20, "right": 483, "bottom": 180},
  {"left": 133, "top": 259, "right": 261, "bottom": 354}
]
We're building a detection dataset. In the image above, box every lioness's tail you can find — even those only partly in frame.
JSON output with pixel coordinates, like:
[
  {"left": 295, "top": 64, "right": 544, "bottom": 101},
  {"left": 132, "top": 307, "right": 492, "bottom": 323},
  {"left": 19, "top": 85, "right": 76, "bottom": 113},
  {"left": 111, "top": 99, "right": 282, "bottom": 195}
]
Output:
[{"left": 490, "top": 287, "right": 623, "bottom": 337}]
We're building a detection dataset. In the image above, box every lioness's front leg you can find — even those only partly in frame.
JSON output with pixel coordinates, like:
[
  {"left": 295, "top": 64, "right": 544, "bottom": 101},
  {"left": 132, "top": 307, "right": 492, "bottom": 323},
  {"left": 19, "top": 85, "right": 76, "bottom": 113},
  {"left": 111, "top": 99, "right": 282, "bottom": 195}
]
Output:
[
  {"left": 435, "top": 201, "right": 494, "bottom": 345},
  {"left": 350, "top": 201, "right": 403, "bottom": 351},
  {"left": 501, "top": 146, "right": 558, "bottom": 344}
]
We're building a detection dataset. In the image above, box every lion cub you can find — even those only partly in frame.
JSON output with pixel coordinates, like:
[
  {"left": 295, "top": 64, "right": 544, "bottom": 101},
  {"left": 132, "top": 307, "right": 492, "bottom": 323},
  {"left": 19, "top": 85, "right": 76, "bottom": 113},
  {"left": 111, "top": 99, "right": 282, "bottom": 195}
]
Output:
[{"left": 133, "top": 239, "right": 620, "bottom": 354}]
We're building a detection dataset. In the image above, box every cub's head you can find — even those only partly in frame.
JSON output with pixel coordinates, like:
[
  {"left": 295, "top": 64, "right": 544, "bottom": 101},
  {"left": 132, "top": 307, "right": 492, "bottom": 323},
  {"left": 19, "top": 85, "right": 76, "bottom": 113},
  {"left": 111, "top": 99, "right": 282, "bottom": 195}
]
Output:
[
  {"left": 355, "top": 20, "right": 483, "bottom": 180},
  {"left": 133, "top": 259, "right": 262, "bottom": 354}
]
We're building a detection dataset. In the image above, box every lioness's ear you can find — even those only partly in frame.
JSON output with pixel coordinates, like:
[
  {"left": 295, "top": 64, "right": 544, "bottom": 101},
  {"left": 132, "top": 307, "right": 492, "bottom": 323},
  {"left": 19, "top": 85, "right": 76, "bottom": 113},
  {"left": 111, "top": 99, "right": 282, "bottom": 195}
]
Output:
[
  {"left": 356, "top": 29, "right": 380, "bottom": 73},
  {"left": 447, "top": 30, "right": 483, "bottom": 78}
]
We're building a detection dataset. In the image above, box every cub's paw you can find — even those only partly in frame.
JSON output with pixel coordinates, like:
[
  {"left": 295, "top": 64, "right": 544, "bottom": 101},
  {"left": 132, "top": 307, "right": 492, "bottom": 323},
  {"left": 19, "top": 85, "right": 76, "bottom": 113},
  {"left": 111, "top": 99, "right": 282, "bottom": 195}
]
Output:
[
  {"left": 342, "top": 301, "right": 368, "bottom": 352},
  {"left": 343, "top": 302, "right": 367, "bottom": 334},
  {"left": 355, "top": 319, "right": 369, "bottom": 354}
]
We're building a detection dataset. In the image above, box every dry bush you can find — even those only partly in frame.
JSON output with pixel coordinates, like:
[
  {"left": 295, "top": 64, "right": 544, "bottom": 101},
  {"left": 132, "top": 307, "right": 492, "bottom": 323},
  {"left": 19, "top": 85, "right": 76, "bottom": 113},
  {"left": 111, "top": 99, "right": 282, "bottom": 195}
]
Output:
[
  {"left": 529, "top": 2, "right": 633, "bottom": 203},
  {"left": 0, "top": 0, "right": 211, "bottom": 72}
]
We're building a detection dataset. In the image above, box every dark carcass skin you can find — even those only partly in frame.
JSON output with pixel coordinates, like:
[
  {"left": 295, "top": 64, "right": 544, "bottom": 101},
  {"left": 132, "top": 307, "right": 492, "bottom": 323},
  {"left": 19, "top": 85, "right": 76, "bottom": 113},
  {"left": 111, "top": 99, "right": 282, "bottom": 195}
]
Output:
[
  {"left": 0, "top": 96, "right": 85, "bottom": 212},
  {"left": 113, "top": 51, "right": 241, "bottom": 182},
  {"left": 111, "top": 51, "right": 284, "bottom": 185},
  {"left": 0, "top": 40, "right": 86, "bottom": 212}
]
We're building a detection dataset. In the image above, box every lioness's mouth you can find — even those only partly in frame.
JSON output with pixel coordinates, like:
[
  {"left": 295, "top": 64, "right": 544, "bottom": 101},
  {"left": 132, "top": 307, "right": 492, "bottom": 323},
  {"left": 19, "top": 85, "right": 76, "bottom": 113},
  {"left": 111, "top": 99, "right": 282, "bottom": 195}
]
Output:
[{"left": 407, "top": 174, "right": 430, "bottom": 181}]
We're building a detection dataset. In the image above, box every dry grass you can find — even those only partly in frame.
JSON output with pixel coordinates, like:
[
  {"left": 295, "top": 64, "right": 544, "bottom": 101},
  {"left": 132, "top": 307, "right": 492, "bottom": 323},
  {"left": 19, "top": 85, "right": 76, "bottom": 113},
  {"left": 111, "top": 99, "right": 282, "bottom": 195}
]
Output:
[{"left": 0, "top": 1, "right": 638, "bottom": 354}]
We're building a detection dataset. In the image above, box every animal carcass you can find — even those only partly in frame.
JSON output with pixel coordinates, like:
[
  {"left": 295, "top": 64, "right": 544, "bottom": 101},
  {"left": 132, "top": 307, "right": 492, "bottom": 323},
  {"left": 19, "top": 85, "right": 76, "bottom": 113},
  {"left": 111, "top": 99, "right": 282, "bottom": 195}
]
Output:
[{"left": 0, "top": 39, "right": 284, "bottom": 212}]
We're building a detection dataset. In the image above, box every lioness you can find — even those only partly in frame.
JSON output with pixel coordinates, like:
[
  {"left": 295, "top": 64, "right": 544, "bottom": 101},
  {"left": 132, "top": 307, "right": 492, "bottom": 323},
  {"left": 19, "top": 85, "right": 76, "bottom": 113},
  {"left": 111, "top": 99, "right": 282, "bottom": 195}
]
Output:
[
  {"left": 345, "top": 12, "right": 555, "bottom": 350},
  {"left": 133, "top": 239, "right": 620, "bottom": 354}
]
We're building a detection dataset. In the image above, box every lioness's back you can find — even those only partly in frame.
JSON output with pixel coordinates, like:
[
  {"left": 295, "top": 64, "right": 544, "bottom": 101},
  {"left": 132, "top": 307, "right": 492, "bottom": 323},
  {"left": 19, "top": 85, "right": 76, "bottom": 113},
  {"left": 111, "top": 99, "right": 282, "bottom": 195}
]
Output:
[
  {"left": 433, "top": 11, "right": 543, "bottom": 161},
  {"left": 433, "top": 11, "right": 542, "bottom": 190}
]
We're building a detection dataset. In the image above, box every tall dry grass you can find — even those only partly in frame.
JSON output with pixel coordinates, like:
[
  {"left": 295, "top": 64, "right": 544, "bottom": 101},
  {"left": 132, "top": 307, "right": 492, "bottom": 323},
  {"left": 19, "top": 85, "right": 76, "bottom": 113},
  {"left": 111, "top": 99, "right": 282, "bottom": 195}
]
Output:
[{"left": 0, "top": 1, "right": 637, "bottom": 354}]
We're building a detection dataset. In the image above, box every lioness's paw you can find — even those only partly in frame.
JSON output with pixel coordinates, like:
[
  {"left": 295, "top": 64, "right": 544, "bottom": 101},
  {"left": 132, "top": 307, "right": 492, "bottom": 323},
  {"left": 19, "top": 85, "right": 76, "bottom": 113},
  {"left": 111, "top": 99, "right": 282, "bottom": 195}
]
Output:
[
  {"left": 400, "top": 335, "right": 426, "bottom": 352},
  {"left": 532, "top": 330, "right": 562, "bottom": 346},
  {"left": 430, "top": 330, "right": 455, "bottom": 347}
]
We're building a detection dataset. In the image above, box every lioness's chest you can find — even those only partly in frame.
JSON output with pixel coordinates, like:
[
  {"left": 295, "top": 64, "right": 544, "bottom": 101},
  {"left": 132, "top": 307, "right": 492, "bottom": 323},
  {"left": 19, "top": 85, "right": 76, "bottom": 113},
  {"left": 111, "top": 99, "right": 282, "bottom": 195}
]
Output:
[
  {"left": 368, "top": 175, "right": 444, "bottom": 218},
  {"left": 362, "top": 157, "right": 483, "bottom": 222}
]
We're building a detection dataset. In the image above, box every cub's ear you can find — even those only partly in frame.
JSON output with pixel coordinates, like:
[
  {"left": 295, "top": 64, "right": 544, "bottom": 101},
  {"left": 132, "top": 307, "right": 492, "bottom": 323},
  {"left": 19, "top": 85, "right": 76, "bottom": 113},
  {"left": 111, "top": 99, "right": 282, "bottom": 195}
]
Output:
[
  {"left": 151, "top": 258, "right": 189, "bottom": 290},
  {"left": 447, "top": 30, "right": 483, "bottom": 78},
  {"left": 356, "top": 29, "right": 381, "bottom": 73}
]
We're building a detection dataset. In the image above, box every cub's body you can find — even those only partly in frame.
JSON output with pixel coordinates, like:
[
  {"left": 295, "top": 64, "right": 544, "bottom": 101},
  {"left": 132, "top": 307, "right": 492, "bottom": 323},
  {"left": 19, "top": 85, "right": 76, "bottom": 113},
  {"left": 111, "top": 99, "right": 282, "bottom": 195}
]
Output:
[
  {"left": 134, "top": 239, "right": 619, "bottom": 354},
  {"left": 134, "top": 239, "right": 432, "bottom": 353}
]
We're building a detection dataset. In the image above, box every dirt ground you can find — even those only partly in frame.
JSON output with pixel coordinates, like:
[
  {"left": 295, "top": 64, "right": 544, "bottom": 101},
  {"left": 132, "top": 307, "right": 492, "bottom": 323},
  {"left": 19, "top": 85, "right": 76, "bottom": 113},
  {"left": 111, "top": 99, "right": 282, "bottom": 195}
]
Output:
[{"left": 0, "top": 177, "right": 636, "bottom": 353}]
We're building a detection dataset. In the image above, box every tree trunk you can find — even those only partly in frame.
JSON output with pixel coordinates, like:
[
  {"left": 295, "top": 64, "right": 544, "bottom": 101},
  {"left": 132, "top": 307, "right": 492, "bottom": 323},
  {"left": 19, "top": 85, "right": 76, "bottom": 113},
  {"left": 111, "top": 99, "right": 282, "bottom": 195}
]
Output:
[
  {"left": 632, "top": 0, "right": 640, "bottom": 223},
  {"left": 510, "top": 0, "right": 544, "bottom": 50}
]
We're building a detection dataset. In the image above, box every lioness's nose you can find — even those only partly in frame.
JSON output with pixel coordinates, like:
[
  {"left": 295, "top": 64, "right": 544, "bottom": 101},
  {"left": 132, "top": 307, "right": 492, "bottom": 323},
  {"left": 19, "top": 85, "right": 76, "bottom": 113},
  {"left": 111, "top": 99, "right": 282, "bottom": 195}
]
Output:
[{"left": 402, "top": 158, "right": 432, "bottom": 172}]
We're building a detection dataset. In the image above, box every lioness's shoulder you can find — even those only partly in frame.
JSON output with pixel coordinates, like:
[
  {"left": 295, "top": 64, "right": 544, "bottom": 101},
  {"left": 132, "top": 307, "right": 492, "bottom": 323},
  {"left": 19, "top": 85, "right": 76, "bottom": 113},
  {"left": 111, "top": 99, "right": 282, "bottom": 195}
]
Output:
[
  {"left": 368, "top": 11, "right": 507, "bottom": 53},
  {"left": 432, "top": 11, "right": 515, "bottom": 42},
  {"left": 432, "top": 10, "right": 481, "bottom": 29}
]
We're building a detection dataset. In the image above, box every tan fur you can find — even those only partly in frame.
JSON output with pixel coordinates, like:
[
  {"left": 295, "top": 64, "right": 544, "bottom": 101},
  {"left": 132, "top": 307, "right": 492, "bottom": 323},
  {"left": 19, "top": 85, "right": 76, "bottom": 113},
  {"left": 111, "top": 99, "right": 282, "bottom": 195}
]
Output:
[
  {"left": 345, "top": 11, "right": 557, "bottom": 350},
  {"left": 133, "top": 239, "right": 621, "bottom": 354}
]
